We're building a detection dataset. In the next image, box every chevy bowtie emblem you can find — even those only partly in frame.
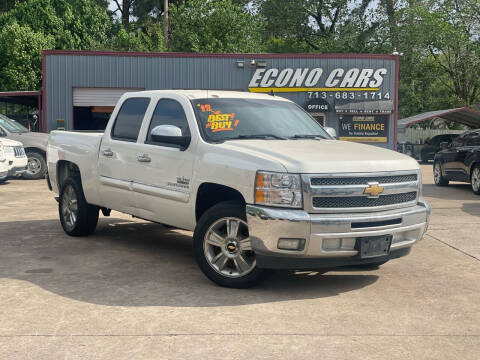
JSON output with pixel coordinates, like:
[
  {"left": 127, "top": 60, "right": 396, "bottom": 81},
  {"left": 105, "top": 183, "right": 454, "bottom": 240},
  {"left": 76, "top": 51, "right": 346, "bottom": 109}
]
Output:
[{"left": 364, "top": 183, "right": 384, "bottom": 197}]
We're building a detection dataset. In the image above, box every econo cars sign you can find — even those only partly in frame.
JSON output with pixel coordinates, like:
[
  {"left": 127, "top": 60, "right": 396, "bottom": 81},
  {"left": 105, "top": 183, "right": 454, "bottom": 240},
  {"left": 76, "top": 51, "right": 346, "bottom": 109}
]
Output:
[{"left": 248, "top": 67, "right": 388, "bottom": 92}]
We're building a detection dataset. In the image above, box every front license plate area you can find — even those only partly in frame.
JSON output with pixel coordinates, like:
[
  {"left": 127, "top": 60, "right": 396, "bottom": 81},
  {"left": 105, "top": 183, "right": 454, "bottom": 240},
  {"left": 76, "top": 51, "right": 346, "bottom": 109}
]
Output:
[{"left": 357, "top": 235, "right": 392, "bottom": 259}]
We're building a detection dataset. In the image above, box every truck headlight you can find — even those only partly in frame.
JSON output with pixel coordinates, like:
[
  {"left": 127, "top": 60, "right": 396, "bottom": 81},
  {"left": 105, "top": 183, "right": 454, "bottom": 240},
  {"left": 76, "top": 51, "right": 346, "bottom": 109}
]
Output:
[{"left": 254, "top": 171, "right": 303, "bottom": 208}]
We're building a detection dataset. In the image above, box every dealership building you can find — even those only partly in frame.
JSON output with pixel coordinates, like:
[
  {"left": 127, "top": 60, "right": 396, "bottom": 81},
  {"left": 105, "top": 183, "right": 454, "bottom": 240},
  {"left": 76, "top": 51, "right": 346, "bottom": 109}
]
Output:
[{"left": 4, "top": 50, "right": 400, "bottom": 149}]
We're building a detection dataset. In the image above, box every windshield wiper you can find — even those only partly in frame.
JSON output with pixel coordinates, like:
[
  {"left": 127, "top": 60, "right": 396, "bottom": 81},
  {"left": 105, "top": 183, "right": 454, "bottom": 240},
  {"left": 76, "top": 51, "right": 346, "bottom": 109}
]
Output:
[
  {"left": 289, "top": 134, "right": 327, "bottom": 140},
  {"left": 225, "top": 134, "right": 288, "bottom": 140}
]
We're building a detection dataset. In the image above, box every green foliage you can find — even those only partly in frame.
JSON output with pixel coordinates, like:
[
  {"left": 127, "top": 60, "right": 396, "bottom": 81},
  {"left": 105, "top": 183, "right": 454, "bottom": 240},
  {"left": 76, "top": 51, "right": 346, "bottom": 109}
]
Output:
[
  {"left": 255, "top": 0, "right": 381, "bottom": 53},
  {"left": 0, "top": 0, "right": 111, "bottom": 49},
  {"left": 168, "top": 0, "right": 263, "bottom": 53},
  {"left": 0, "top": 22, "right": 54, "bottom": 90},
  {"left": 0, "top": 0, "right": 479, "bottom": 128},
  {"left": 108, "top": 20, "right": 165, "bottom": 51},
  {"left": 407, "top": 1, "right": 480, "bottom": 106},
  {"left": 0, "top": 0, "right": 111, "bottom": 91}
]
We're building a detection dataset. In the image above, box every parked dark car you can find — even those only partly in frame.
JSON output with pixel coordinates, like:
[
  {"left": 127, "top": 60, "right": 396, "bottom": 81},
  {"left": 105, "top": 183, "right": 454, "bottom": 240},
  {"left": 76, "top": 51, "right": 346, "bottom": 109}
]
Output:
[
  {"left": 420, "top": 134, "right": 459, "bottom": 163},
  {"left": 434, "top": 129, "right": 480, "bottom": 194}
]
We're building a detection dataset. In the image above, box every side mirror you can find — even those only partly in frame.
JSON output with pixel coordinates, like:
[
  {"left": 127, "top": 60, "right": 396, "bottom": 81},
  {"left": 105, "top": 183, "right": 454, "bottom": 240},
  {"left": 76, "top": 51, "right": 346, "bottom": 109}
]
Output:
[
  {"left": 150, "top": 125, "right": 191, "bottom": 150},
  {"left": 324, "top": 127, "right": 337, "bottom": 139},
  {"left": 439, "top": 141, "right": 449, "bottom": 149}
]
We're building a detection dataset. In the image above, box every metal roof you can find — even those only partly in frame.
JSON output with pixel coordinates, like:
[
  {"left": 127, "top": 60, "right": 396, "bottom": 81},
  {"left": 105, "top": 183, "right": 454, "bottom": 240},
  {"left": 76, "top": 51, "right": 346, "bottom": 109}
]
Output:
[
  {"left": 0, "top": 91, "right": 41, "bottom": 107},
  {"left": 398, "top": 107, "right": 480, "bottom": 132}
]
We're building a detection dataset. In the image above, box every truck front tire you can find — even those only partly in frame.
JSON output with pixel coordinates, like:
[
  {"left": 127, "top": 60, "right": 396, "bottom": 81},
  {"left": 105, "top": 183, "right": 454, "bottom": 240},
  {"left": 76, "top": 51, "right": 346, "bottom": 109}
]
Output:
[
  {"left": 59, "top": 177, "right": 99, "bottom": 236},
  {"left": 193, "top": 201, "right": 264, "bottom": 288}
]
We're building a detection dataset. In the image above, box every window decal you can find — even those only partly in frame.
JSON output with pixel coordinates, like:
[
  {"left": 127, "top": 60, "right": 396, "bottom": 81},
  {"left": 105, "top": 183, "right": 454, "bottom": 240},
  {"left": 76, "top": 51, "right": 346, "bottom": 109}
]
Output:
[{"left": 197, "top": 104, "right": 239, "bottom": 133}]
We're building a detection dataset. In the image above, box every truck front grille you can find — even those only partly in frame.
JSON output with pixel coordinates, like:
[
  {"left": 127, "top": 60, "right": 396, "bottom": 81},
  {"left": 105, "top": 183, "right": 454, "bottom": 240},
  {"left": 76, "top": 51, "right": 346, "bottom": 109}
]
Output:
[
  {"left": 310, "top": 174, "right": 418, "bottom": 186},
  {"left": 312, "top": 192, "right": 417, "bottom": 209},
  {"left": 304, "top": 171, "right": 420, "bottom": 213}
]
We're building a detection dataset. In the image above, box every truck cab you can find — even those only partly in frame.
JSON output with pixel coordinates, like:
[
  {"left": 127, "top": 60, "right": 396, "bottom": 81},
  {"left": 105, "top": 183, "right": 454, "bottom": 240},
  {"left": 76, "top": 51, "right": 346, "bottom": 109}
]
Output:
[{"left": 47, "top": 90, "right": 430, "bottom": 288}]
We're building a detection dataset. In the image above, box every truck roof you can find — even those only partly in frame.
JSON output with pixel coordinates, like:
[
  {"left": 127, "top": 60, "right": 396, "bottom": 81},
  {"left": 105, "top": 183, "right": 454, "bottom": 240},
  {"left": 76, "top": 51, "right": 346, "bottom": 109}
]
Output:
[{"left": 123, "top": 89, "right": 291, "bottom": 101}]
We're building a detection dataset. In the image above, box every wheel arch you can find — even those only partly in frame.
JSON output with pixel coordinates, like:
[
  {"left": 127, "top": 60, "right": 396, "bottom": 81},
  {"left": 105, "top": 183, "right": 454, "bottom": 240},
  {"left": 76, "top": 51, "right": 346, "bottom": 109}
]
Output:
[
  {"left": 24, "top": 147, "right": 46, "bottom": 157},
  {"left": 470, "top": 160, "right": 480, "bottom": 176},
  {"left": 56, "top": 160, "right": 82, "bottom": 191},
  {"left": 195, "top": 182, "right": 246, "bottom": 222}
]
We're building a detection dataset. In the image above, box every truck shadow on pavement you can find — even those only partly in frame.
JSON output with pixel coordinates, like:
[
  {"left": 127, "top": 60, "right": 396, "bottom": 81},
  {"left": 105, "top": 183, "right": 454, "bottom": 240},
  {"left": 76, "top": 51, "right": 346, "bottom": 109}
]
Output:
[
  {"left": 422, "top": 184, "right": 480, "bottom": 216},
  {"left": 0, "top": 218, "right": 378, "bottom": 307},
  {"left": 422, "top": 183, "right": 473, "bottom": 200}
]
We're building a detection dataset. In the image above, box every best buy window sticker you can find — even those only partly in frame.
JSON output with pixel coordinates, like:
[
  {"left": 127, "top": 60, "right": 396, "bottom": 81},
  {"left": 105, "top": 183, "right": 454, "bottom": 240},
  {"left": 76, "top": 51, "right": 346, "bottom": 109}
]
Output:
[{"left": 197, "top": 104, "right": 240, "bottom": 133}]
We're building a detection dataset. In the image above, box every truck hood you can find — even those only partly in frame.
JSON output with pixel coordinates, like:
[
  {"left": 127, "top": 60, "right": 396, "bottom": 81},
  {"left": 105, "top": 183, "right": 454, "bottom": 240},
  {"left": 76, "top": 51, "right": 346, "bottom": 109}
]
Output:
[
  {"left": 0, "top": 138, "right": 23, "bottom": 147},
  {"left": 219, "top": 139, "right": 419, "bottom": 173}
]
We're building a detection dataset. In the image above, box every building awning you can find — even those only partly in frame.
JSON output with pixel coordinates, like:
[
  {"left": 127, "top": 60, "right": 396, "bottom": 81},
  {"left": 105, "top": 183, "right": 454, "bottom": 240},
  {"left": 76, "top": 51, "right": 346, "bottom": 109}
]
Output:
[
  {"left": 0, "top": 91, "right": 41, "bottom": 107},
  {"left": 398, "top": 107, "right": 480, "bottom": 132}
]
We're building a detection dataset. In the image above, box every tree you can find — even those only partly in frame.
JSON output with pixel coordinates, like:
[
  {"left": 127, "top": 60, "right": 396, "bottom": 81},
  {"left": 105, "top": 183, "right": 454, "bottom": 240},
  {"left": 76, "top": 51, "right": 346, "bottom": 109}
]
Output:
[
  {"left": 0, "top": 0, "right": 111, "bottom": 49},
  {"left": 0, "top": 0, "right": 25, "bottom": 12},
  {"left": 0, "top": 22, "right": 54, "bottom": 90},
  {"left": 255, "top": 0, "right": 381, "bottom": 53},
  {"left": 108, "top": 19, "right": 165, "bottom": 51},
  {"left": 168, "top": 0, "right": 262, "bottom": 53},
  {"left": 0, "top": 0, "right": 111, "bottom": 91},
  {"left": 412, "top": 0, "right": 480, "bottom": 106}
]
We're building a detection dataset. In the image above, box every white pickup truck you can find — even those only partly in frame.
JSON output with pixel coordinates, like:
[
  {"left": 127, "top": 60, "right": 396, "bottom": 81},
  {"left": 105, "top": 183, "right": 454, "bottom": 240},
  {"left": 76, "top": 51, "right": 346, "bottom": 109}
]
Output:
[{"left": 47, "top": 90, "right": 430, "bottom": 288}]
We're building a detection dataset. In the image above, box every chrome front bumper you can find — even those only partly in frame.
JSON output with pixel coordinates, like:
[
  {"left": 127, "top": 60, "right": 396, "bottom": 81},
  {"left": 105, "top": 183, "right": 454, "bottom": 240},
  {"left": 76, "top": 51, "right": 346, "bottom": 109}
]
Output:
[{"left": 246, "top": 200, "right": 430, "bottom": 269}]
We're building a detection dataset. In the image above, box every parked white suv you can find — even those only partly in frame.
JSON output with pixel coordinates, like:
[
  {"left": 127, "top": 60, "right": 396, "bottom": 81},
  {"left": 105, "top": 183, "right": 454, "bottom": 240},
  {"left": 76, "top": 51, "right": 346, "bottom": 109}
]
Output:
[
  {"left": 47, "top": 90, "right": 430, "bottom": 288},
  {"left": 0, "top": 142, "right": 8, "bottom": 183},
  {"left": 0, "top": 138, "right": 28, "bottom": 182}
]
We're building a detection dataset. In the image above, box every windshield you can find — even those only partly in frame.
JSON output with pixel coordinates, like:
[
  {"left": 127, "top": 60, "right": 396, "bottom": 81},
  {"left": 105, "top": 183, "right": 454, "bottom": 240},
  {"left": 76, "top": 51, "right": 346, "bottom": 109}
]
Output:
[
  {"left": 0, "top": 114, "right": 28, "bottom": 133},
  {"left": 191, "top": 98, "right": 329, "bottom": 142}
]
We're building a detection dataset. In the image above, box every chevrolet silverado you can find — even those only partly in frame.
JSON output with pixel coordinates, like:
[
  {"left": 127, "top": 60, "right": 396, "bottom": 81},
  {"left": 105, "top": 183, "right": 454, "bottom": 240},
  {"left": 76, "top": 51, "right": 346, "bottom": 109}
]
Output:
[{"left": 47, "top": 90, "right": 430, "bottom": 288}]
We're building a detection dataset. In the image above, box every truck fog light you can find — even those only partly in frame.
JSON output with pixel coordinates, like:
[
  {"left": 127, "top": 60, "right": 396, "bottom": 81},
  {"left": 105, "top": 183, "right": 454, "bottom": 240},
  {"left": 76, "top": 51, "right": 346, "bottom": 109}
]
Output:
[{"left": 277, "top": 238, "right": 305, "bottom": 251}]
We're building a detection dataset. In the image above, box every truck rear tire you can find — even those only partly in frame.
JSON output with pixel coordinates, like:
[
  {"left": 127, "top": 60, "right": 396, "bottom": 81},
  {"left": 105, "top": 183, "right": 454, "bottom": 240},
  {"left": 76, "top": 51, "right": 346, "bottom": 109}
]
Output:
[
  {"left": 193, "top": 201, "right": 264, "bottom": 288},
  {"left": 59, "top": 177, "right": 99, "bottom": 236},
  {"left": 23, "top": 151, "right": 47, "bottom": 180}
]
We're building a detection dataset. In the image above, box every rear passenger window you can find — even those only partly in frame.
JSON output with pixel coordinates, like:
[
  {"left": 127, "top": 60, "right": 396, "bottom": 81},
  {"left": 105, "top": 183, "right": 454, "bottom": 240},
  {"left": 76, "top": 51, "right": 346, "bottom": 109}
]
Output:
[
  {"left": 146, "top": 99, "right": 190, "bottom": 145},
  {"left": 111, "top": 98, "right": 150, "bottom": 141}
]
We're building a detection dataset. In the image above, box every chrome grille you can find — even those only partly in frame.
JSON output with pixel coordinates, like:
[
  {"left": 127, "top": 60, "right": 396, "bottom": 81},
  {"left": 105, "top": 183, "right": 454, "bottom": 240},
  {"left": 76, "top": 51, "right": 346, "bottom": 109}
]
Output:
[
  {"left": 303, "top": 171, "right": 420, "bottom": 213},
  {"left": 311, "top": 174, "right": 417, "bottom": 186},
  {"left": 13, "top": 146, "right": 25, "bottom": 158},
  {"left": 312, "top": 192, "right": 417, "bottom": 208}
]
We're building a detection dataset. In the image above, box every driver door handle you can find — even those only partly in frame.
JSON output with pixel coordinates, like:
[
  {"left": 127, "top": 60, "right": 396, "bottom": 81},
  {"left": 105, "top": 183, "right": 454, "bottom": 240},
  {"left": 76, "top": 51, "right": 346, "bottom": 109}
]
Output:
[
  {"left": 102, "top": 149, "right": 114, "bottom": 157},
  {"left": 137, "top": 154, "right": 151, "bottom": 163}
]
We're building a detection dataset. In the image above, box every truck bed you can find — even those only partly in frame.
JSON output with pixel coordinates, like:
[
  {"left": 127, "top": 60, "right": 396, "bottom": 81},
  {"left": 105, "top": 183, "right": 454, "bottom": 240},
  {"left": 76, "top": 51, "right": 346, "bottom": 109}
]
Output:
[{"left": 47, "top": 130, "right": 104, "bottom": 202}]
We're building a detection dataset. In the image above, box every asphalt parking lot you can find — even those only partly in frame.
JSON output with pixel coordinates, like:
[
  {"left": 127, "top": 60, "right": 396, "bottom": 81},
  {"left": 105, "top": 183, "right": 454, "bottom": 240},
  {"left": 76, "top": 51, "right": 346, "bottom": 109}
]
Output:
[{"left": 0, "top": 165, "right": 478, "bottom": 359}]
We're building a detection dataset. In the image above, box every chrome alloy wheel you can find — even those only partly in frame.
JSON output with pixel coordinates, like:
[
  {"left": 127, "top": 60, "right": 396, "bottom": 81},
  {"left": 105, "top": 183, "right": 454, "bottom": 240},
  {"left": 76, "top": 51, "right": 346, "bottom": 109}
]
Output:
[
  {"left": 203, "top": 217, "right": 255, "bottom": 278},
  {"left": 472, "top": 167, "right": 480, "bottom": 192},
  {"left": 61, "top": 185, "right": 78, "bottom": 231},
  {"left": 434, "top": 163, "right": 442, "bottom": 183},
  {"left": 27, "top": 157, "right": 42, "bottom": 175}
]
